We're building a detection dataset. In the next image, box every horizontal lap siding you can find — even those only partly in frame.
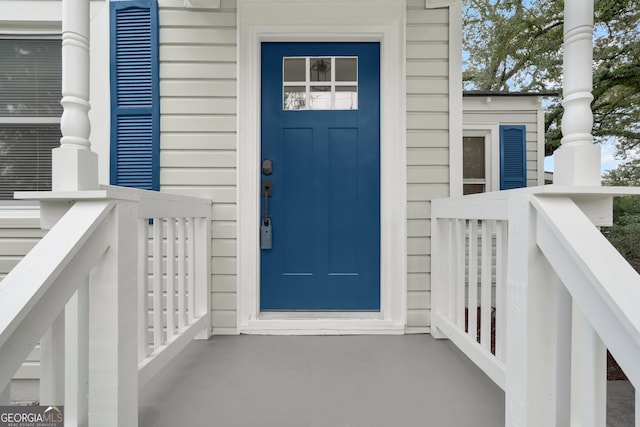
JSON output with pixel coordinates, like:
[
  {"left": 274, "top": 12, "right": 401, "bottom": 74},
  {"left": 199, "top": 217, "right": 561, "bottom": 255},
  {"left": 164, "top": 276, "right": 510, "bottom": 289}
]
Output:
[
  {"left": 158, "top": 0, "right": 237, "bottom": 335},
  {"left": 0, "top": 218, "right": 45, "bottom": 281},
  {"left": 406, "top": 1, "right": 449, "bottom": 333},
  {"left": 0, "top": 216, "right": 46, "bottom": 383},
  {"left": 463, "top": 109, "right": 539, "bottom": 186}
]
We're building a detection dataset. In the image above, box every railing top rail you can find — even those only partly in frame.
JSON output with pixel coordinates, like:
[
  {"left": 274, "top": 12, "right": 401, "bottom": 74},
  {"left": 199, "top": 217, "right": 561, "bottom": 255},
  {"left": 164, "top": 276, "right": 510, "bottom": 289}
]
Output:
[
  {"left": 533, "top": 194, "right": 640, "bottom": 386},
  {"left": 432, "top": 185, "right": 640, "bottom": 221},
  {"left": 0, "top": 200, "right": 114, "bottom": 389},
  {"left": 16, "top": 185, "right": 212, "bottom": 207},
  {"left": 434, "top": 185, "right": 640, "bottom": 205},
  {"left": 15, "top": 185, "right": 213, "bottom": 220}
]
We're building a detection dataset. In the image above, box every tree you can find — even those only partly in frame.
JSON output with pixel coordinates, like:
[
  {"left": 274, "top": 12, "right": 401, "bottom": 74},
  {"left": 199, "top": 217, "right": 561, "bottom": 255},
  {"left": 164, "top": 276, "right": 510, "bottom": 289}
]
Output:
[
  {"left": 602, "top": 157, "right": 640, "bottom": 187},
  {"left": 602, "top": 158, "right": 640, "bottom": 261},
  {"left": 463, "top": 0, "right": 640, "bottom": 157}
]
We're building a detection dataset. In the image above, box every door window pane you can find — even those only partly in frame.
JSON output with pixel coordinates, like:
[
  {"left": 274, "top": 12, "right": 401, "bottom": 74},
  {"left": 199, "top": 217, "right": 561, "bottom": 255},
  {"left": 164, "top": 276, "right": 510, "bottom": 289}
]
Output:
[
  {"left": 335, "top": 58, "right": 357, "bottom": 82},
  {"left": 335, "top": 86, "right": 357, "bottom": 110},
  {"left": 282, "top": 57, "right": 359, "bottom": 111},
  {"left": 309, "top": 58, "right": 331, "bottom": 82},
  {"left": 310, "top": 86, "right": 331, "bottom": 110},
  {"left": 284, "top": 86, "right": 306, "bottom": 110},
  {"left": 284, "top": 58, "right": 305, "bottom": 82}
]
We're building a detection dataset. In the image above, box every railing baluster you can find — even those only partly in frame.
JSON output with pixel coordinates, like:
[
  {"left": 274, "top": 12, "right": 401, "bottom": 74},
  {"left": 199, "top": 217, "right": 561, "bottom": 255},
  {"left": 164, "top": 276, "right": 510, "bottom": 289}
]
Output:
[
  {"left": 468, "top": 220, "right": 478, "bottom": 341},
  {"left": 636, "top": 390, "right": 639, "bottom": 427},
  {"left": 495, "top": 220, "right": 507, "bottom": 360},
  {"left": 455, "top": 219, "right": 466, "bottom": 328},
  {"left": 447, "top": 219, "right": 456, "bottom": 323},
  {"left": 177, "top": 218, "right": 187, "bottom": 329},
  {"left": 575, "top": 308, "right": 606, "bottom": 427},
  {"left": 153, "top": 218, "right": 163, "bottom": 350},
  {"left": 166, "top": 218, "right": 176, "bottom": 340},
  {"left": 40, "top": 313, "right": 65, "bottom": 405},
  {"left": 188, "top": 218, "right": 196, "bottom": 323},
  {"left": 194, "top": 217, "right": 212, "bottom": 340},
  {"left": 480, "top": 220, "right": 492, "bottom": 352},
  {"left": 138, "top": 218, "right": 149, "bottom": 361},
  {"left": 65, "top": 281, "right": 89, "bottom": 427},
  {"left": 556, "top": 279, "right": 572, "bottom": 427},
  {"left": 430, "top": 216, "right": 448, "bottom": 339}
]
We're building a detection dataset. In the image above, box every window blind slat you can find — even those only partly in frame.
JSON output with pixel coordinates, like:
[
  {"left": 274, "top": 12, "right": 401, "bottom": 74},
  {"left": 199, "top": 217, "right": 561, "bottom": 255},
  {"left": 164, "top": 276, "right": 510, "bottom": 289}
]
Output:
[
  {"left": 0, "top": 124, "right": 60, "bottom": 199},
  {"left": 0, "top": 39, "right": 62, "bottom": 118}
]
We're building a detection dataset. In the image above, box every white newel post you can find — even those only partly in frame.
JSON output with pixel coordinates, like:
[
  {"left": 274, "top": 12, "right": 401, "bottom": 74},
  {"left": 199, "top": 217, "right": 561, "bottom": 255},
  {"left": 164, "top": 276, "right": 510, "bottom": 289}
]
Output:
[
  {"left": 38, "top": 0, "right": 97, "bottom": 415},
  {"left": 89, "top": 201, "right": 138, "bottom": 426},
  {"left": 52, "top": 0, "right": 98, "bottom": 191},
  {"left": 505, "top": 194, "right": 558, "bottom": 426},
  {"left": 555, "top": 1, "right": 607, "bottom": 424},
  {"left": 554, "top": 0, "right": 601, "bottom": 186}
]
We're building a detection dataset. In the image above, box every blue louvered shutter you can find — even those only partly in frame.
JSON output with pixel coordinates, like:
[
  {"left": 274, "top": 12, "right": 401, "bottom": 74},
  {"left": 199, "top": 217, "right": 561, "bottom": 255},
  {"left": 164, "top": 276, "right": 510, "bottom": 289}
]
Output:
[
  {"left": 110, "top": 0, "right": 159, "bottom": 190},
  {"left": 500, "top": 125, "right": 527, "bottom": 190}
]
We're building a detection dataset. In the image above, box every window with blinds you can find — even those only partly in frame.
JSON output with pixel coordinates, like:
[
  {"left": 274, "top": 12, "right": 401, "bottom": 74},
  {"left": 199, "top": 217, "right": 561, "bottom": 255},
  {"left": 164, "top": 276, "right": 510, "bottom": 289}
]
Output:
[{"left": 0, "top": 39, "right": 62, "bottom": 200}]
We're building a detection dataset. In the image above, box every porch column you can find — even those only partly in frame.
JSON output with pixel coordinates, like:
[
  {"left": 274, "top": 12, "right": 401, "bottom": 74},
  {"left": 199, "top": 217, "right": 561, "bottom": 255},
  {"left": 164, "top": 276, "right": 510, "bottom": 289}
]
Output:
[
  {"left": 554, "top": 0, "right": 601, "bottom": 186},
  {"left": 52, "top": 0, "right": 98, "bottom": 191}
]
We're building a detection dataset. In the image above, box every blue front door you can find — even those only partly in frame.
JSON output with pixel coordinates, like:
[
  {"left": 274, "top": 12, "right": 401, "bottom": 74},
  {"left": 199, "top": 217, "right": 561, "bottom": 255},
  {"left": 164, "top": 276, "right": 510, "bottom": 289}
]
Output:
[{"left": 260, "top": 42, "right": 381, "bottom": 311}]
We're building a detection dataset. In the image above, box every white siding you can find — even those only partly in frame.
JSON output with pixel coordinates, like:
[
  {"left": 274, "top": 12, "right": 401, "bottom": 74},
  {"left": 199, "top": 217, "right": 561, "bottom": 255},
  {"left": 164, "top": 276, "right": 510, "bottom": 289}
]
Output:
[
  {"left": 158, "top": 0, "right": 238, "bottom": 335},
  {"left": 463, "top": 96, "right": 543, "bottom": 187},
  {"left": 0, "top": 214, "right": 46, "bottom": 388},
  {"left": 157, "top": 0, "right": 452, "bottom": 334},
  {"left": 0, "top": 216, "right": 45, "bottom": 281},
  {"left": 406, "top": 0, "right": 450, "bottom": 333}
]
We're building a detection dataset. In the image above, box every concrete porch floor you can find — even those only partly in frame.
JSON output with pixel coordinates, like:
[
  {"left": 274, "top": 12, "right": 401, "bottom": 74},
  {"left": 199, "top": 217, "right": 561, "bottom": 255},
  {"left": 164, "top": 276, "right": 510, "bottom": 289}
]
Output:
[{"left": 138, "top": 335, "right": 505, "bottom": 427}]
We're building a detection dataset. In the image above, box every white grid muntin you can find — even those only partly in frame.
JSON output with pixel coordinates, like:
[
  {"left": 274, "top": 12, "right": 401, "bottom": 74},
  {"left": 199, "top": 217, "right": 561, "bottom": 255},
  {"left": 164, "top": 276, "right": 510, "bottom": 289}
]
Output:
[{"left": 283, "top": 56, "right": 358, "bottom": 111}]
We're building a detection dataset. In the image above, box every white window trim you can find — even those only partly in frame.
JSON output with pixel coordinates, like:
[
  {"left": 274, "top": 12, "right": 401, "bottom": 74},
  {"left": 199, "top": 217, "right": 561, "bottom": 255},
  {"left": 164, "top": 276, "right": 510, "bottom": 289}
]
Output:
[
  {"left": 0, "top": 1, "right": 111, "bottom": 196},
  {"left": 463, "top": 123, "right": 500, "bottom": 193},
  {"left": 237, "top": 0, "right": 407, "bottom": 335},
  {"left": 0, "top": 36, "right": 62, "bottom": 204}
]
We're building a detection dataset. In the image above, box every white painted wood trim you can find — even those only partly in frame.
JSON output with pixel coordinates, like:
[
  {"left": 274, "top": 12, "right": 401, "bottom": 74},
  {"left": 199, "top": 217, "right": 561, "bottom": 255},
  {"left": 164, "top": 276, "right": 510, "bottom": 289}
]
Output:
[
  {"left": 138, "top": 314, "right": 210, "bottom": 387},
  {"left": 432, "top": 313, "right": 506, "bottom": 389},
  {"left": 425, "top": 0, "right": 461, "bottom": 9},
  {"left": 64, "top": 282, "right": 89, "bottom": 427},
  {"left": 236, "top": 0, "right": 407, "bottom": 334},
  {"left": 184, "top": 0, "right": 220, "bottom": 8},
  {"left": 39, "top": 313, "right": 64, "bottom": 405},
  {"left": 241, "top": 319, "right": 405, "bottom": 335},
  {"left": 462, "top": 123, "right": 500, "bottom": 193},
  {"left": 448, "top": 2, "right": 463, "bottom": 197},
  {"left": 537, "top": 108, "right": 546, "bottom": 185},
  {"left": 137, "top": 219, "right": 149, "bottom": 361},
  {"left": 533, "top": 195, "right": 640, "bottom": 387},
  {"left": 0, "top": 201, "right": 113, "bottom": 391}
]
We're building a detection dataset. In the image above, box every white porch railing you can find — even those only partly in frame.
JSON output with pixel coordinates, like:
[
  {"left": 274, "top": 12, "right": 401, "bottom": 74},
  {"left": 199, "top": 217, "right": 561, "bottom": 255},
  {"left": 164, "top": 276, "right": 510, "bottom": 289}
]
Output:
[
  {"left": 431, "top": 186, "right": 640, "bottom": 426},
  {"left": 0, "top": 185, "right": 211, "bottom": 426}
]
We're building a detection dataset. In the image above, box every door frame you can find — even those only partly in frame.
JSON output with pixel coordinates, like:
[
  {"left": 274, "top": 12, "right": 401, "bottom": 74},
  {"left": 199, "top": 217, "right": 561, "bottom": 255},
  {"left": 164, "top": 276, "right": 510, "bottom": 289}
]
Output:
[{"left": 237, "top": 0, "right": 407, "bottom": 334}]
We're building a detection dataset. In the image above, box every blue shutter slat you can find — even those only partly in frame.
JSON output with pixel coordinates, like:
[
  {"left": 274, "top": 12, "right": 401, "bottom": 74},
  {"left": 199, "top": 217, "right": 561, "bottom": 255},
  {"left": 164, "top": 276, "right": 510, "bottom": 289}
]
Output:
[
  {"left": 500, "top": 125, "right": 527, "bottom": 190},
  {"left": 110, "top": 0, "right": 159, "bottom": 191}
]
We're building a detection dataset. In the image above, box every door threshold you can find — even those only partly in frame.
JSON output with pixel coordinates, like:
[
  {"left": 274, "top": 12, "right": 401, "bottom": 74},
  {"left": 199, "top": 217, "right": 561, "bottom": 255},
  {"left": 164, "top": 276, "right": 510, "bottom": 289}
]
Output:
[
  {"left": 259, "top": 311, "right": 383, "bottom": 320},
  {"left": 240, "top": 315, "right": 405, "bottom": 335}
]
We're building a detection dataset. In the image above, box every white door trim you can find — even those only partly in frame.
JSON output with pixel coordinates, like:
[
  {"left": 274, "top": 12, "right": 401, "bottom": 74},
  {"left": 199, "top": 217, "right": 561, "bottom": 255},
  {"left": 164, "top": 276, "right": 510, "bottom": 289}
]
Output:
[{"left": 236, "top": 0, "right": 407, "bottom": 335}]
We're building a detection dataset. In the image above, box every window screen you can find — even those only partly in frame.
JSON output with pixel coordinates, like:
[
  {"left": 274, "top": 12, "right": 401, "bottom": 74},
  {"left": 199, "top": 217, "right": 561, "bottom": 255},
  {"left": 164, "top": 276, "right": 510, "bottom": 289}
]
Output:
[{"left": 463, "top": 136, "right": 487, "bottom": 195}]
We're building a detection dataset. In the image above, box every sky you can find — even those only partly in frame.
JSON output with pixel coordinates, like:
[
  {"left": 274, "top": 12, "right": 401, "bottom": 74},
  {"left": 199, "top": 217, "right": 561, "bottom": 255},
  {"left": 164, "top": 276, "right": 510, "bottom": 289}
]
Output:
[{"left": 543, "top": 139, "right": 623, "bottom": 175}]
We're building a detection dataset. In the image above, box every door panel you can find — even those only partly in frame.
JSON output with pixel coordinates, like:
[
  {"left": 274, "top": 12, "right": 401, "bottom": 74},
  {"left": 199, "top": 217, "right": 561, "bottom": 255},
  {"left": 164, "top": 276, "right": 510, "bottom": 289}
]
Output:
[{"left": 260, "top": 42, "right": 380, "bottom": 311}]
